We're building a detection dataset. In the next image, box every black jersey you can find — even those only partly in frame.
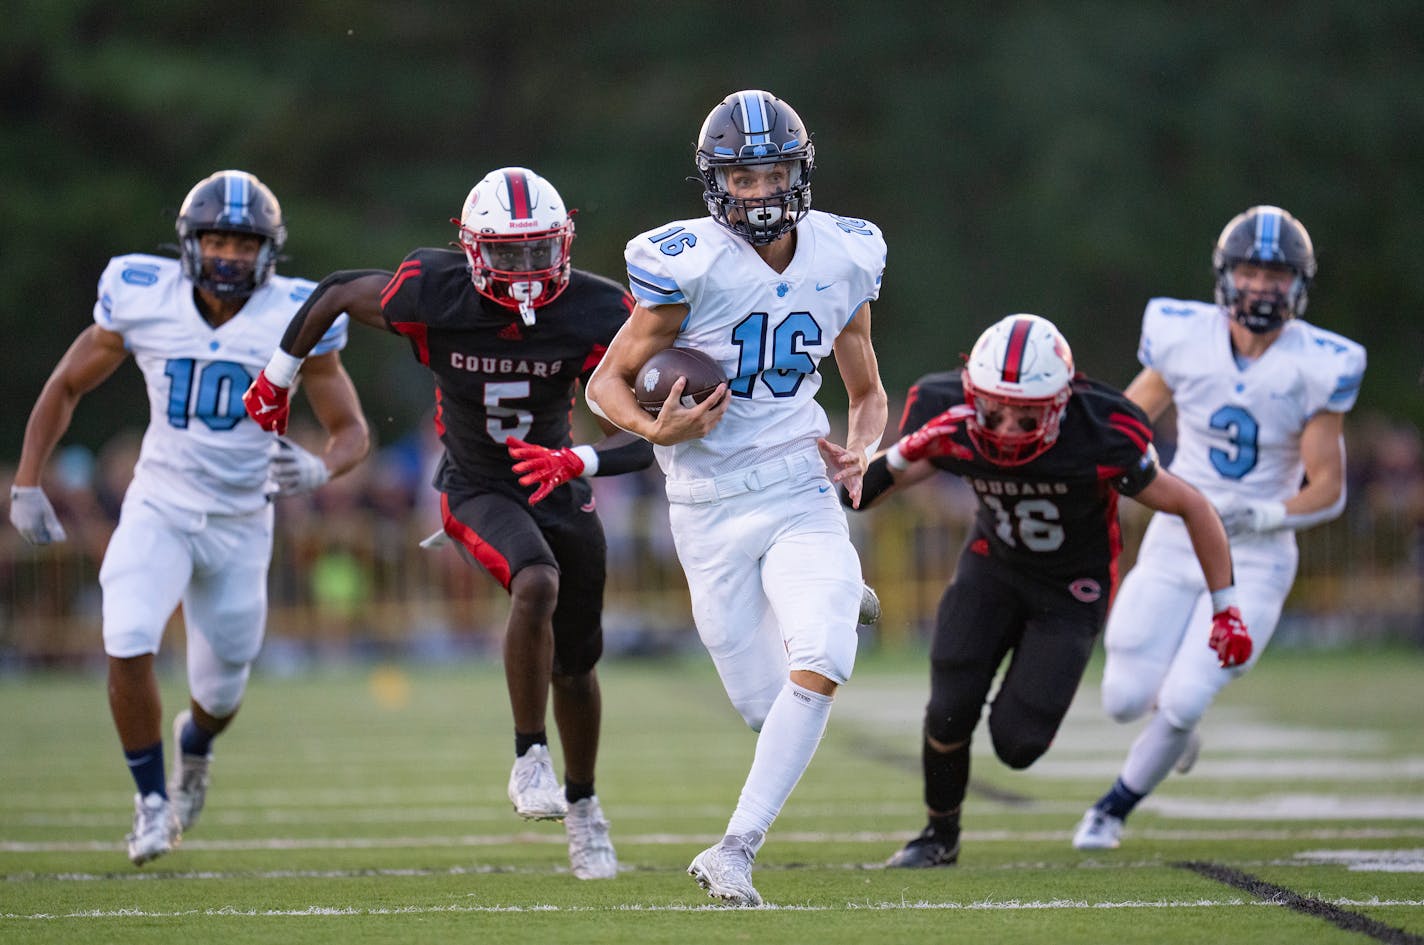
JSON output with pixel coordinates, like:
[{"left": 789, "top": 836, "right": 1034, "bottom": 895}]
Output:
[
  {"left": 380, "top": 248, "right": 634, "bottom": 482},
  {"left": 901, "top": 371, "right": 1158, "bottom": 582}
]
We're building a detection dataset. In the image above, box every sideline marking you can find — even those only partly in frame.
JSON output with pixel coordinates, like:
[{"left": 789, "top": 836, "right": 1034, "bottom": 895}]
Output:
[{"left": 1176, "top": 860, "right": 1424, "bottom": 945}]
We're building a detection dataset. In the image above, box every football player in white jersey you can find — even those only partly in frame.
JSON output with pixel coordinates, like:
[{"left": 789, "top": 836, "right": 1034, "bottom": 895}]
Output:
[
  {"left": 586, "top": 89, "right": 889, "bottom": 906},
  {"left": 8, "top": 170, "right": 369, "bottom": 866},
  {"left": 1073, "top": 206, "right": 1366, "bottom": 850}
]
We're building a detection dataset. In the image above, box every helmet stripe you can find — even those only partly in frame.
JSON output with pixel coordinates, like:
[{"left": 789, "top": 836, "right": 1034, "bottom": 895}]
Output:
[
  {"left": 221, "top": 173, "right": 250, "bottom": 225},
  {"left": 1254, "top": 208, "right": 1282, "bottom": 262},
  {"left": 503, "top": 170, "right": 532, "bottom": 220},
  {"left": 1001, "top": 317, "right": 1033, "bottom": 383},
  {"left": 739, "top": 90, "right": 771, "bottom": 146}
]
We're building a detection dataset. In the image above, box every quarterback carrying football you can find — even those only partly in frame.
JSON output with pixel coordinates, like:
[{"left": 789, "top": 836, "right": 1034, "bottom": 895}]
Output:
[{"left": 586, "top": 89, "right": 889, "bottom": 906}]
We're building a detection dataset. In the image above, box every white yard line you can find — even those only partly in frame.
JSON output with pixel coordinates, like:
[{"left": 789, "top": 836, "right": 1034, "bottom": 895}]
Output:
[{"left": 6, "top": 897, "right": 1424, "bottom": 920}]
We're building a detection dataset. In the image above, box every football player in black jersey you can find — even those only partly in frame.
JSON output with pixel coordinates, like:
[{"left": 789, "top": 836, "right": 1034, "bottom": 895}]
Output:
[
  {"left": 847, "top": 314, "right": 1246, "bottom": 868},
  {"left": 243, "top": 167, "right": 652, "bottom": 880}
]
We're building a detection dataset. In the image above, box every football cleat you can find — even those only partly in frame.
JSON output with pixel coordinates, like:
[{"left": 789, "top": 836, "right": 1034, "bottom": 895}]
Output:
[
  {"left": 858, "top": 583, "right": 882, "bottom": 626},
  {"left": 689, "top": 833, "right": 763, "bottom": 907},
  {"left": 168, "top": 709, "right": 213, "bottom": 832},
  {"left": 1072, "top": 807, "right": 1124, "bottom": 850},
  {"left": 884, "top": 825, "right": 960, "bottom": 868},
  {"left": 507, "top": 744, "right": 568, "bottom": 821},
  {"left": 1174, "top": 729, "right": 1202, "bottom": 775},
  {"left": 565, "top": 795, "right": 618, "bottom": 880},
  {"left": 126, "top": 792, "right": 179, "bottom": 866}
]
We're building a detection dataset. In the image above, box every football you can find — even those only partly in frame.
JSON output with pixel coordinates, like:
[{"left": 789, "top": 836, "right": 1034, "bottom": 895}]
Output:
[{"left": 635, "top": 346, "right": 727, "bottom": 416}]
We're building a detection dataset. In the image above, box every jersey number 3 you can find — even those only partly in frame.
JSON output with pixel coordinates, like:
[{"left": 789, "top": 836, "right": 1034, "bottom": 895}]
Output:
[{"left": 1208, "top": 405, "right": 1259, "bottom": 479}]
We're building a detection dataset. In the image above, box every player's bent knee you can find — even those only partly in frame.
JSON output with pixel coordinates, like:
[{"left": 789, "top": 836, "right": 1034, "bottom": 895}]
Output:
[
  {"left": 191, "top": 662, "right": 251, "bottom": 718},
  {"left": 987, "top": 713, "right": 1054, "bottom": 769},
  {"left": 1101, "top": 689, "right": 1153, "bottom": 724},
  {"left": 924, "top": 698, "right": 979, "bottom": 747},
  {"left": 1156, "top": 683, "right": 1219, "bottom": 731},
  {"left": 510, "top": 564, "right": 560, "bottom": 615}
]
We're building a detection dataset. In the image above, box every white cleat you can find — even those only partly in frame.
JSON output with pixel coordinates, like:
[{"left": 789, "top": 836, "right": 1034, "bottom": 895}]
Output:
[
  {"left": 1174, "top": 729, "right": 1202, "bottom": 775},
  {"left": 565, "top": 795, "right": 618, "bottom": 880},
  {"left": 507, "top": 744, "right": 568, "bottom": 821},
  {"left": 858, "top": 584, "right": 882, "bottom": 626},
  {"left": 688, "top": 834, "right": 763, "bottom": 907},
  {"left": 169, "top": 710, "right": 212, "bottom": 832},
  {"left": 126, "top": 792, "right": 179, "bottom": 866},
  {"left": 1072, "top": 807, "right": 1124, "bottom": 851}
]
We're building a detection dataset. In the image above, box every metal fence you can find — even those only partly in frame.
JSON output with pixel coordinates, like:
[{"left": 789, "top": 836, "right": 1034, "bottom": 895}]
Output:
[{"left": 4, "top": 475, "right": 1419, "bottom": 670}]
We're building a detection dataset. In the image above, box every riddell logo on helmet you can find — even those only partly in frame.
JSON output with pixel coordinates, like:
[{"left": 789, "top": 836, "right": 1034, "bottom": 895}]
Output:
[{"left": 507, "top": 219, "right": 541, "bottom": 229}]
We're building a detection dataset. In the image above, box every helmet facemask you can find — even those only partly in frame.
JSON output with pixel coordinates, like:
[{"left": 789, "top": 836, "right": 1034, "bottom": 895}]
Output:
[
  {"left": 701, "top": 159, "right": 812, "bottom": 245},
  {"left": 456, "top": 168, "right": 575, "bottom": 326},
  {"left": 1216, "top": 263, "right": 1308, "bottom": 334}
]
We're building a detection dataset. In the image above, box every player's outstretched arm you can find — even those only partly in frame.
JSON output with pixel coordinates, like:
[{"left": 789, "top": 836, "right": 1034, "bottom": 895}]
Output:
[
  {"left": 10, "top": 326, "right": 128, "bottom": 544},
  {"left": 1135, "top": 468, "right": 1234, "bottom": 593},
  {"left": 507, "top": 423, "right": 654, "bottom": 506},
  {"left": 826, "top": 302, "right": 889, "bottom": 508},
  {"left": 291, "top": 350, "right": 371, "bottom": 482},
  {"left": 244, "top": 270, "right": 390, "bottom": 434},
  {"left": 1135, "top": 467, "right": 1251, "bottom": 666},
  {"left": 1220, "top": 411, "right": 1348, "bottom": 537}
]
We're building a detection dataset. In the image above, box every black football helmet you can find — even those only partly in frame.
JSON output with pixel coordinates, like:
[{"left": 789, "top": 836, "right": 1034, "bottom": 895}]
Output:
[
  {"left": 176, "top": 170, "right": 287, "bottom": 299},
  {"left": 696, "top": 89, "right": 814, "bottom": 245},
  {"left": 1212, "top": 205, "right": 1316, "bottom": 333}
]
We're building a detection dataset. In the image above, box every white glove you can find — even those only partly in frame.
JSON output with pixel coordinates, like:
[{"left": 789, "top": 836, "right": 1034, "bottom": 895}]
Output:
[
  {"left": 269, "top": 437, "right": 331, "bottom": 496},
  {"left": 9, "top": 485, "right": 68, "bottom": 545},
  {"left": 1217, "top": 499, "right": 1286, "bottom": 538}
]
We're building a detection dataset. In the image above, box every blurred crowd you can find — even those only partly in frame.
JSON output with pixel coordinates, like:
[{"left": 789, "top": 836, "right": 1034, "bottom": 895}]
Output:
[{"left": 4, "top": 408, "right": 1422, "bottom": 669}]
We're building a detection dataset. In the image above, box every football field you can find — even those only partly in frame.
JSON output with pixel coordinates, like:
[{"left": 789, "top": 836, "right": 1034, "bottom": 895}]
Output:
[{"left": 3, "top": 645, "right": 1422, "bottom": 944}]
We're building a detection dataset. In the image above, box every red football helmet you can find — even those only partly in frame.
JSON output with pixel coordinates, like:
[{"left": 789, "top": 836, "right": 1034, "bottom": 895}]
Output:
[
  {"left": 456, "top": 167, "right": 575, "bottom": 325},
  {"left": 962, "top": 314, "right": 1075, "bottom": 466}
]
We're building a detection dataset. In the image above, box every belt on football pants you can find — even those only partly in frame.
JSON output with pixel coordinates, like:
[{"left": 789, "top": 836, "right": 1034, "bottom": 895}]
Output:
[{"left": 665, "top": 452, "right": 817, "bottom": 505}]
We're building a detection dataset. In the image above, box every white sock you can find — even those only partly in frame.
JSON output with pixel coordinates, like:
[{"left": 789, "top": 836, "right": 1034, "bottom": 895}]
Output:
[
  {"left": 1121, "top": 711, "right": 1194, "bottom": 796},
  {"left": 725, "top": 681, "right": 834, "bottom": 846}
]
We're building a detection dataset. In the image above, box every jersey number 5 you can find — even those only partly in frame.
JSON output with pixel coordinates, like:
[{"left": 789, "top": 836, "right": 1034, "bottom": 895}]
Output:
[{"left": 485, "top": 381, "right": 533, "bottom": 443}]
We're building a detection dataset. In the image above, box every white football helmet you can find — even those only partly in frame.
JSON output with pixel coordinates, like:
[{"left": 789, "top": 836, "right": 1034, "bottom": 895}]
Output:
[
  {"left": 962, "top": 314, "right": 1075, "bottom": 466},
  {"left": 456, "top": 167, "right": 575, "bottom": 325}
]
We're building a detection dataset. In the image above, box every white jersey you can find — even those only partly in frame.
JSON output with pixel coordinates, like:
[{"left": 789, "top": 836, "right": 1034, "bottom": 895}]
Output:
[
  {"left": 94, "top": 254, "right": 348, "bottom": 514},
  {"left": 625, "top": 211, "right": 886, "bottom": 481},
  {"left": 1137, "top": 297, "right": 1365, "bottom": 508}
]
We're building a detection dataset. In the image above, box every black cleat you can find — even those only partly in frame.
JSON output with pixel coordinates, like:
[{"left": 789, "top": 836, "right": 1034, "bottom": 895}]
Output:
[{"left": 884, "top": 825, "right": 960, "bottom": 868}]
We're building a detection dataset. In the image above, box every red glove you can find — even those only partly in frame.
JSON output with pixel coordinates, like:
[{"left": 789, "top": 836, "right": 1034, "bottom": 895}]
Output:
[
  {"left": 244, "top": 370, "right": 291, "bottom": 434},
  {"left": 507, "top": 436, "right": 585, "bottom": 505},
  {"left": 1208, "top": 606, "right": 1253, "bottom": 668},
  {"left": 891, "top": 404, "right": 975, "bottom": 467}
]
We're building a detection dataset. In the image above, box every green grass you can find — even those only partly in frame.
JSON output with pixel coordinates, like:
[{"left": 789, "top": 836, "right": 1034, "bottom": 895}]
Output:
[{"left": 2, "top": 646, "right": 1422, "bottom": 944}]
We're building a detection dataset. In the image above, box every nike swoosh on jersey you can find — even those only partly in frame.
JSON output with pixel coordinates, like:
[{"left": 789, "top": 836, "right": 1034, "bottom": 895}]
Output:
[{"left": 816, "top": 282, "right": 835, "bottom": 291}]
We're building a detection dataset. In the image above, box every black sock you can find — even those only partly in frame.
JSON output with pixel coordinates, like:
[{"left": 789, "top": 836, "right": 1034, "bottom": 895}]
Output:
[
  {"left": 514, "top": 730, "right": 548, "bottom": 757},
  {"left": 1096, "top": 777, "right": 1145, "bottom": 820},
  {"left": 124, "top": 741, "right": 166, "bottom": 798},
  {"left": 927, "top": 811, "right": 960, "bottom": 842},
  {"left": 923, "top": 735, "right": 971, "bottom": 814},
  {"left": 565, "top": 779, "right": 595, "bottom": 804}
]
